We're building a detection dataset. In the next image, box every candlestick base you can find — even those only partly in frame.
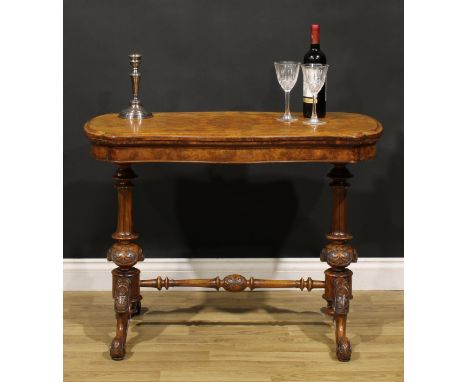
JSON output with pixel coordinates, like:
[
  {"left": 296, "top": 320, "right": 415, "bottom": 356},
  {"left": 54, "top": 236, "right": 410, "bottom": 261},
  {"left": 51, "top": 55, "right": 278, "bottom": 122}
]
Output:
[{"left": 119, "top": 100, "right": 153, "bottom": 119}]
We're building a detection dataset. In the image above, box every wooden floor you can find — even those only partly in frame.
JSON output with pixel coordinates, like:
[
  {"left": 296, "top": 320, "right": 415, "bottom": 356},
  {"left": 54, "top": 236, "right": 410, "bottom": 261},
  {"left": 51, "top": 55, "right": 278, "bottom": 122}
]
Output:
[{"left": 64, "top": 291, "right": 403, "bottom": 382}]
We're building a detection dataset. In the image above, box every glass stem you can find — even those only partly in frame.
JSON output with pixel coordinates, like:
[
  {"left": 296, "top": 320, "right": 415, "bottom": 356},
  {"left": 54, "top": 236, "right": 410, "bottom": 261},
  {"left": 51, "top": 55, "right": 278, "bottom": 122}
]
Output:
[
  {"left": 310, "top": 94, "right": 318, "bottom": 123},
  {"left": 284, "top": 91, "right": 291, "bottom": 119}
]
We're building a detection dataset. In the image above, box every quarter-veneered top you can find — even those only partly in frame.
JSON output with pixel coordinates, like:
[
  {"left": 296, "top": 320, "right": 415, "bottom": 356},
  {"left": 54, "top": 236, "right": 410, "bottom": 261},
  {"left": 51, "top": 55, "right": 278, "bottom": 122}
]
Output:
[{"left": 84, "top": 112, "right": 383, "bottom": 164}]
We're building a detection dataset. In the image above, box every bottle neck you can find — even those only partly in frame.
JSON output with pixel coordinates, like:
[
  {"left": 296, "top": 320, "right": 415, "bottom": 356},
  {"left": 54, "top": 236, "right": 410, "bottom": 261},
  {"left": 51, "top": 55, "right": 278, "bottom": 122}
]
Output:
[{"left": 310, "top": 24, "right": 320, "bottom": 46}]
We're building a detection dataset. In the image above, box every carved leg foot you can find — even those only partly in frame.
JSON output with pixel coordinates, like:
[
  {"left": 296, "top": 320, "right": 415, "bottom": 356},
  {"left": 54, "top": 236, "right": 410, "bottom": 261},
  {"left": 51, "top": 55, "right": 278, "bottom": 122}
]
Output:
[
  {"left": 333, "top": 277, "right": 352, "bottom": 362},
  {"left": 336, "top": 333, "right": 352, "bottom": 362},
  {"left": 110, "top": 312, "right": 130, "bottom": 360},
  {"left": 110, "top": 272, "right": 132, "bottom": 360}
]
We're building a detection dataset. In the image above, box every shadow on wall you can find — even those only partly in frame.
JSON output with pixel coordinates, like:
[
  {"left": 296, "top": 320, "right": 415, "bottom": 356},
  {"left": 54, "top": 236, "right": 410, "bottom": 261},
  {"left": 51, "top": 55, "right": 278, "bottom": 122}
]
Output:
[
  {"left": 173, "top": 165, "right": 298, "bottom": 257},
  {"left": 64, "top": 138, "right": 403, "bottom": 260},
  {"left": 64, "top": 164, "right": 325, "bottom": 260},
  {"left": 134, "top": 164, "right": 327, "bottom": 260},
  {"left": 64, "top": 180, "right": 115, "bottom": 258},
  {"left": 350, "top": 130, "right": 404, "bottom": 258}
]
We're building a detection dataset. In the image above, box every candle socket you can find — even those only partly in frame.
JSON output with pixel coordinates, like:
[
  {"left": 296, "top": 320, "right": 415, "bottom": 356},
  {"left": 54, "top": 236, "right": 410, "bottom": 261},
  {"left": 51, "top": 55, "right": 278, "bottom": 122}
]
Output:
[{"left": 119, "top": 54, "right": 153, "bottom": 119}]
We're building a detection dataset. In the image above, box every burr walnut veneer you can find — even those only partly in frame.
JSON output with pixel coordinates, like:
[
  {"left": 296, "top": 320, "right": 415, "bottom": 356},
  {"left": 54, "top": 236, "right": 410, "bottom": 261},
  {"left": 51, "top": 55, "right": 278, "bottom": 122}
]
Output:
[{"left": 84, "top": 111, "right": 383, "bottom": 362}]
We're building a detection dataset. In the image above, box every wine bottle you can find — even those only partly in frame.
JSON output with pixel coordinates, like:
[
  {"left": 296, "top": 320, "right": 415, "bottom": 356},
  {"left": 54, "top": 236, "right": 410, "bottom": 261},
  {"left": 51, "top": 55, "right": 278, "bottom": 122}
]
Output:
[{"left": 303, "top": 24, "right": 327, "bottom": 118}]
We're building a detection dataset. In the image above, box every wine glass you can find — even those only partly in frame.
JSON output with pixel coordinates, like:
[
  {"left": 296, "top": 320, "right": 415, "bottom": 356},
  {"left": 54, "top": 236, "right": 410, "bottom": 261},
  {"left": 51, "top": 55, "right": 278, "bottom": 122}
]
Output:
[
  {"left": 274, "top": 61, "right": 301, "bottom": 122},
  {"left": 301, "top": 63, "right": 329, "bottom": 125}
]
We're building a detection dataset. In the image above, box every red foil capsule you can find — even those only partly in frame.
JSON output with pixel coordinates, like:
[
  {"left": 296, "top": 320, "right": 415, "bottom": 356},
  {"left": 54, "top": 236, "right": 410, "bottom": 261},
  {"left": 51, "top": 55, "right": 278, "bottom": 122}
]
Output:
[{"left": 311, "top": 24, "right": 320, "bottom": 44}]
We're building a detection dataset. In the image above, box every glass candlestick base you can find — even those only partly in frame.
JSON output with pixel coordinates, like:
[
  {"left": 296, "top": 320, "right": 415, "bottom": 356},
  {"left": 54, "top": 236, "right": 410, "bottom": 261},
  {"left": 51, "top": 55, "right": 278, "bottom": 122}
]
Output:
[{"left": 119, "top": 100, "right": 153, "bottom": 119}]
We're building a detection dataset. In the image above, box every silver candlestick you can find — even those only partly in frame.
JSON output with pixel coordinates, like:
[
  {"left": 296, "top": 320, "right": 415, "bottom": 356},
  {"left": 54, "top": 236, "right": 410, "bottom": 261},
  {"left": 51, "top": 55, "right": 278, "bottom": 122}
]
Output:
[{"left": 119, "top": 54, "right": 153, "bottom": 119}]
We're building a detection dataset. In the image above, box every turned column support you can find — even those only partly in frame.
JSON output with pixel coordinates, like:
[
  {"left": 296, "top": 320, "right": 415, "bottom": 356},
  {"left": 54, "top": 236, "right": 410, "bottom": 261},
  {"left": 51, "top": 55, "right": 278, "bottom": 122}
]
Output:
[
  {"left": 327, "top": 165, "right": 352, "bottom": 241},
  {"left": 320, "top": 164, "right": 356, "bottom": 362},
  {"left": 108, "top": 165, "right": 143, "bottom": 360},
  {"left": 112, "top": 165, "right": 139, "bottom": 242}
]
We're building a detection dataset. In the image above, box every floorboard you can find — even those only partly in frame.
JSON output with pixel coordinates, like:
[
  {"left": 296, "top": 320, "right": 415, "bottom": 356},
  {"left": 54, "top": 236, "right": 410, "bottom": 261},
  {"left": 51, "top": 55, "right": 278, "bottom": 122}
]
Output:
[{"left": 64, "top": 291, "right": 403, "bottom": 382}]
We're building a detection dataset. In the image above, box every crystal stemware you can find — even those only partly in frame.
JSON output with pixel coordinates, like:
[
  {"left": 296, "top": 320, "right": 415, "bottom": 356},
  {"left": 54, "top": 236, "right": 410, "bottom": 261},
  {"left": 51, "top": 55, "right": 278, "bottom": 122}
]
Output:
[
  {"left": 301, "top": 63, "right": 329, "bottom": 125},
  {"left": 274, "top": 61, "right": 301, "bottom": 122}
]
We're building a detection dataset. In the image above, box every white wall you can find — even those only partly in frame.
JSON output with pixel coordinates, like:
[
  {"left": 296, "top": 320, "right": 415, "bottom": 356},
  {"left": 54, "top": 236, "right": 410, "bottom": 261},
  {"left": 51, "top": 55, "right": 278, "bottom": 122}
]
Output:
[{"left": 64, "top": 258, "right": 403, "bottom": 291}]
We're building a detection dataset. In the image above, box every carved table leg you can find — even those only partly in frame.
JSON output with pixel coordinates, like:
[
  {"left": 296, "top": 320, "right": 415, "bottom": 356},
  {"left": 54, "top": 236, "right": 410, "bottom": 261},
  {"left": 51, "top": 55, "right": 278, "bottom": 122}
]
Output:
[
  {"left": 110, "top": 271, "right": 131, "bottom": 360},
  {"left": 334, "top": 277, "right": 352, "bottom": 361},
  {"left": 320, "top": 165, "right": 357, "bottom": 362},
  {"left": 107, "top": 165, "right": 144, "bottom": 360}
]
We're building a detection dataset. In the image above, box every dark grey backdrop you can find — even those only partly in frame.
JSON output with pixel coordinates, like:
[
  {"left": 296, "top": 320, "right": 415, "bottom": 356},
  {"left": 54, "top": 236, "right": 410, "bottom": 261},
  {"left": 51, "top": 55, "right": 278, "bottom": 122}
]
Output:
[{"left": 64, "top": 0, "right": 403, "bottom": 259}]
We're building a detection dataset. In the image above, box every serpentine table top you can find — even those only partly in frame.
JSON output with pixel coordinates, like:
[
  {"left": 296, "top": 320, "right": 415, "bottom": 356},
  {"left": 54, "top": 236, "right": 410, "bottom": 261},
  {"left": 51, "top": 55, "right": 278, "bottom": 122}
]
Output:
[{"left": 84, "top": 111, "right": 383, "bottom": 164}]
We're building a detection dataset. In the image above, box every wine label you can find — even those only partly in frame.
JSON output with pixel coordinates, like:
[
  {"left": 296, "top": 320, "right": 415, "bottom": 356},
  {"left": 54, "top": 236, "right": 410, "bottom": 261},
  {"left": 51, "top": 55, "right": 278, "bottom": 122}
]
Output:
[
  {"left": 303, "top": 97, "right": 317, "bottom": 104},
  {"left": 303, "top": 82, "right": 313, "bottom": 98},
  {"left": 303, "top": 80, "right": 327, "bottom": 102}
]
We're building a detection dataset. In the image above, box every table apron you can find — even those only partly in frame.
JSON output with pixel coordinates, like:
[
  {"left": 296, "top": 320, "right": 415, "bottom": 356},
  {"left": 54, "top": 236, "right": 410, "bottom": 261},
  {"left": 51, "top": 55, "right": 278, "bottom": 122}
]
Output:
[{"left": 91, "top": 143, "right": 377, "bottom": 164}]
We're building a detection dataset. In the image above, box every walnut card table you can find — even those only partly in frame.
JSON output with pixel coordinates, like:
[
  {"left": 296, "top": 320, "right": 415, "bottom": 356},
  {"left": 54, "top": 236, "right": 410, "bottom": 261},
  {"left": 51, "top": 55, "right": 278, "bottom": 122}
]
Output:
[{"left": 84, "top": 111, "right": 383, "bottom": 362}]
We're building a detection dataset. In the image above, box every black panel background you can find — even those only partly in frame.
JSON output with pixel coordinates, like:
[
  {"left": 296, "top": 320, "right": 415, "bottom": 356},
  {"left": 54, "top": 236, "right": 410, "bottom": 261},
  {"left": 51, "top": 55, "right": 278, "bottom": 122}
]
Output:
[{"left": 64, "top": 0, "right": 403, "bottom": 259}]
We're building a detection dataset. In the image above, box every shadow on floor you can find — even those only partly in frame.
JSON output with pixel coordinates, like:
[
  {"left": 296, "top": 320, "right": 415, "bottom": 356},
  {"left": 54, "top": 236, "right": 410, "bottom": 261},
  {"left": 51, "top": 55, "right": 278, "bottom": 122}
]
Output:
[{"left": 65, "top": 291, "right": 400, "bottom": 362}]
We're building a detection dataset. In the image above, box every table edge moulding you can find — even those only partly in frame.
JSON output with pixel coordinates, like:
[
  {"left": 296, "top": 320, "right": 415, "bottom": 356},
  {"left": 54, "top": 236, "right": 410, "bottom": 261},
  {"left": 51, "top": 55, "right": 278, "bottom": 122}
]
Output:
[
  {"left": 83, "top": 111, "right": 384, "bottom": 362},
  {"left": 85, "top": 111, "right": 382, "bottom": 164}
]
